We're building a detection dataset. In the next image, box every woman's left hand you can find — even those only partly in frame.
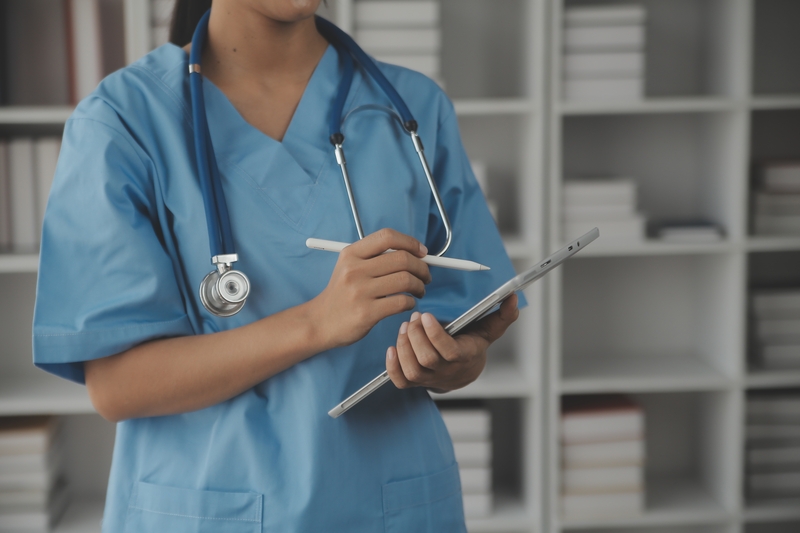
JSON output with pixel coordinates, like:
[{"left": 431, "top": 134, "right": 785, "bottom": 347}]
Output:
[{"left": 385, "top": 294, "right": 519, "bottom": 392}]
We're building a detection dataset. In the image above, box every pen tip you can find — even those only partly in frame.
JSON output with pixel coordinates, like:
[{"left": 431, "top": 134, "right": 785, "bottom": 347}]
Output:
[{"left": 480, "top": 265, "right": 491, "bottom": 271}]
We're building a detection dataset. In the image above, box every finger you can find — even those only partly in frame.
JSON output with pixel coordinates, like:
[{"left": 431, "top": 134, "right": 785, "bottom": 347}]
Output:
[
  {"left": 472, "top": 293, "right": 520, "bottom": 343},
  {"left": 345, "top": 228, "right": 427, "bottom": 259},
  {"left": 396, "top": 314, "right": 434, "bottom": 385},
  {"left": 406, "top": 313, "right": 447, "bottom": 370},
  {"left": 386, "top": 345, "right": 411, "bottom": 389},
  {"left": 368, "top": 271, "right": 426, "bottom": 299},
  {"left": 365, "top": 250, "right": 431, "bottom": 284},
  {"left": 371, "top": 294, "right": 416, "bottom": 321},
  {"left": 419, "top": 312, "right": 464, "bottom": 363}
]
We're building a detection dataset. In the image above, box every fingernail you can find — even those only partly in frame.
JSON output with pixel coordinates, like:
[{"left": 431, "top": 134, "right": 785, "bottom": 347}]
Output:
[
  {"left": 410, "top": 312, "right": 420, "bottom": 322},
  {"left": 399, "top": 322, "right": 408, "bottom": 335},
  {"left": 422, "top": 313, "right": 435, "bottom": 327},
  {"left": 419, "top": 243, "right": 428, "bottom": 256},
  {"left": 386, "top": 346, "right": 394, "bottom": 360}
]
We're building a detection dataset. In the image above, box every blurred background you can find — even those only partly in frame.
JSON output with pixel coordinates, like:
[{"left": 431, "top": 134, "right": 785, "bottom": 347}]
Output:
[{"left": 1, "top": 0, "right": 800, "bottom": 532}]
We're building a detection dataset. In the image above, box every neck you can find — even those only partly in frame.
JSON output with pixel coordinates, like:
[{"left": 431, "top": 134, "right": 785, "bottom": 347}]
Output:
[{"left": 201, "top": 1, "right": 329, "bottom": 88}]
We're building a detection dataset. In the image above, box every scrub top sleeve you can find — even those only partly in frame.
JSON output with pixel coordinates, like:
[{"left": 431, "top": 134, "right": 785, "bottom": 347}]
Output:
[
  {"left": 417, "top": 102, "right": 527, "bottom": 323},
  {"left": 33, "top": 114, "right": 194, "bottom": 384}
]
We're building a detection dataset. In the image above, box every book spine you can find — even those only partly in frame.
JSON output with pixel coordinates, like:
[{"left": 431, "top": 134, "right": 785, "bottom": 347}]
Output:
[
  {"left": 0, "top": 141, "right": 10, "bottom": 249},
  {"left": 68, "top": 0, "right": 104, "bottom": 103},
  {"left": 33, "top": 138, "right": 60, "bottom": 241},
  {"left": 8, "top": 138, "right": 37, "bottom": 251}
]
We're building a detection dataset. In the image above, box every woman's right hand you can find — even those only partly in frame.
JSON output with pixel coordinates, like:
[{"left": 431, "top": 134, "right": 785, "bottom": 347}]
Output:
[{"left": 310, "top": 228, "right": 432, "bottom": 349}]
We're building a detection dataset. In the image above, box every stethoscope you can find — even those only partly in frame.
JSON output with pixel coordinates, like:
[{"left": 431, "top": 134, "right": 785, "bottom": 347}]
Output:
[{"left": 189, "top": 10, "right": 453, "bottom": 317}]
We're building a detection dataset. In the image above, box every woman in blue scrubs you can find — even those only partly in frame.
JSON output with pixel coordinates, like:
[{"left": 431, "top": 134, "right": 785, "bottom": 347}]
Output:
[{"left": 33, "top": 0, "right": 521, "bottom": 531}]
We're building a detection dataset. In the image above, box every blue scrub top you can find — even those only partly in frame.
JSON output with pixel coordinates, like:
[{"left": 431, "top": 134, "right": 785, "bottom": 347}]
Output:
[{"left": 33, "top": 43, "right": 522, "bottom": 532}]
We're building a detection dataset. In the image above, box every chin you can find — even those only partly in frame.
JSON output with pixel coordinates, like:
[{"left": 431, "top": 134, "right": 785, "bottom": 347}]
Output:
[{"left": 249, "top": 0, "right": 323, "bottom": 22}]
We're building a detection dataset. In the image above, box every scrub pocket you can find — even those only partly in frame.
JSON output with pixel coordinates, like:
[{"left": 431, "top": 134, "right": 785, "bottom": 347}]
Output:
[
  {"left": 124, "top": 481, "right": 262, "bottom": 533},
  {"left": 382, "top": 463, "right": 466, "bottom": 533}
]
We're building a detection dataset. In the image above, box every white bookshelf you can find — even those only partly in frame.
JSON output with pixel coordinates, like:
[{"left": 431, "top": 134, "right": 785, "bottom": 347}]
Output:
[{"left": 4, "top": 1, "right": 800, "bottom": 533}]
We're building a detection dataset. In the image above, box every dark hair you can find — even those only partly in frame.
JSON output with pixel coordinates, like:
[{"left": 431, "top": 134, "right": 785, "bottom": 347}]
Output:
[{"left": 169, "top": 0, "right": 213, "bottom": 47}]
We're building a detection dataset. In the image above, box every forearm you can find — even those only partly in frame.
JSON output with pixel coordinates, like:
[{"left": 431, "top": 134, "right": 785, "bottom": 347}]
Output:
[{"left": 85, "top": 300, "right": 325, "bottom": 422}]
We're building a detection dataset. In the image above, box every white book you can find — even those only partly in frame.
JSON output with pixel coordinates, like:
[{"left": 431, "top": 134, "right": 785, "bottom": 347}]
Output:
[
  {"left": 33, "top": 138, "right": 60, "bottom": 238},
  {"left": 0, "top": 470, "right": 50, "bottom": 491},
  {"left": 440, "top": 409, "right": 490, "bottom": 441},
  {"left": 754, "top": 215, "right": 800, "bottom": 236},
  {"left": 753, "top": 289, "right": 800, "bottom": 316},
  {"left": 755, "top": 193, "right": 800, "bottom": 217},
  {"left": 564, "top": 215, "right": 645, "bottom": 242},
  {"left": 563, "top": 52, "right": 644, "bottom": 78},
  {"left": 0, "top": 483, "right": 68, "bottom": 531},
  {"left": 151, "top": 0, "right": 175, "bottom": 27},
  {"left": 67, "top": 0, "right": 104, "bottom": 103},
  {"left": 561, "top": 490, "right": 643, "bottom": 519},
  {"left": 563, "top": 77, "right": 643, "bottom": 102},
  {"left": 562, "top": 439, "right": 644, "bottom": 469},
  {"left": 0, "top": 418, "right": 56, "bottom": 456},
  {"left": 562, "top": 465, "right": 642, "bottom": 493},
  {"left": 747, "top": 425, "right": 800, "bottom": 441},
  {"left": 453, "top": 441, "right": 491, "bottom": 468},
  {"left": 355, "top": 28, "right": 440, "bottom": 54},
  {"left": 762, "top": 163, "right": 800, "bottom": 193},
  {"left": 563, "top": 25, "right": 645, "bottom": 53},
  {"left": 372, "top": 53, "right": 439, "bottom": 78},
  {"left": 749, "top": 445, "right": 800, "bottom": 467},
  {"left": 0, "top": 452, "right": 53, "bottom": 475},
  {"left": 0, "top": 489, "right": 49, "bottom": 510},
  {"left": 355, "top": 1, "right": 440, "bottom": 28},
  {"left": 459, "top": 466, "right": 491, "bottom": 494},
  {"left": 462, "top": 492, "right": 492, "bottom": 518},
  {"left": 657, "top": 225, "right": 723, "bottom": 243},
  {"left": 561, "top": 396, "right": 644, "bottom": 445},
  {"left": 756, "top": 319, "right": 800, "bottom": 344},
  {"left": 0, "top": 141, "right": 10, "bottom": 249},
  {"left": 564, "top": 179, "right": 637, "bottom": 206},
  {"left": 760, "top": 344, "right": 800, "bottom": 370},
  {"left": 564, "top": 203, "right": 636, "bottom": 220},
  {"left": 747, "top": 395, "right": 800, "bottom": 417},
  {"left": 8, "top": 138, "right": 37, "bottom": 251},
  {"left": 564, "top": 5, "right": 646, "bottom": 27},
  {"left": 749, "top": 471, "right": 800, "bottom": 492}
]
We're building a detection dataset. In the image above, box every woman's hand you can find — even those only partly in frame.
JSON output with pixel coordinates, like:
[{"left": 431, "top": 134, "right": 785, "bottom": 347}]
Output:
[
  {"left": 310, "top": 228, "right": 432, "bottom": 349},
  {"left": 385, "top": 294, "right": 519, "bottom": 392}
]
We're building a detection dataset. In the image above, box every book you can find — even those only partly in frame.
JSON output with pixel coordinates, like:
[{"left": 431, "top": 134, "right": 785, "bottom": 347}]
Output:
[
  {"left": 654, "top": 221, "right": 724, "bottom": 243},
  {"left": 748, "top": 445, "right": 800, "bottom": 468},
  {"left": 462, "top": 492, "right": 492, "bottom": 518},
  {"left": 561, "top": 395, "right": 643, "bottom": 445},
  {"left": 761, "top": 162, "right": 800, "bottom": 193},
  {"left": 563, "top": 25, "right": 645, "bottom": 53},
  {"left": 756, "top": 319, "right": 800, "bottom": 344},
  {"left": 0, "top": 481, "right": 68, "bottom": 531},
  {"left": 8, "top": 138, "right": 38, "bottom": 251},
  {"left": 747, "top": 394, "right": 800, "bottom": 418},
  {"left": 0, "top": 417, "right": 56, "bottom": 456},
  {"left": 562, "top": 439, "right": 644, "bottom": 469},
  {"left": 564, "top": 5, "right": 646, "bottom": 27},
  {"left": 754, "top": 214, "right": 800, "bottom": 236},
  {"left": 746, "top": 425, "right": 800, "bottom": 441},
  {"left": 354, "top": 1, "right": 440, "bottom": 28},
  {"left": 561, "top": 490, "right": 643, "bottom": 518},
  {"left": 65, "top": 0, "right": 104, "bottom": 104},
  {"left": 562, "top": 465, "right": 642, "bottom": 493},
  {"left": 754, "top": 193, "right": 800, "bottom": 217},
  {"left": 563, "top": 179, "right": 637, "bottom": 206},
  {"left": 753, "top": 289, "right": 800, "bottom": 317},
  {"left": 459, "top": 466, "right": 491, "bottom": 493},
  {"left": 759, "top": 344, "right": 800, "bottom": 370},
  {"left": 0, "top": 141, "right": 10, "bottom": 250},
  {"left": 749, "top": 470, "right": 800, "bottom": 494},
  {"left": 34, "top": 138, "right": 61, "bottom": 238},
  {"left": 452, "top": 441, "right": 491, "bottom": 468},
  {"left": 355, "top": 28, "right": 440, "bottom": 54},
  {"left": 440, "top": 409, "right": 490, "bottom": 441},
  {"left": 563, "top": 52, "right": 643, "bottom": 78},
  {"left": 563, "top": 77, "right": 643, "bottom": 101},
  {"left": 564, "top": 203, "right": 635, "bottom": 221},
  {"left": 564, "top": 215, "right": 644, "bottom": 242},
  {"left": 372, "top": 53, "right": 440, "bottom": 78}
]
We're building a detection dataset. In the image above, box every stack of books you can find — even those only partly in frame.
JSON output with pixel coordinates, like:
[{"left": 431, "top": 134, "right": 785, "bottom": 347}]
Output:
[
  {"left": 752, "top": 288, "right": 800, "bottom": 370},
  {"left": 439, "top": 405, "right": 493, "bottom": 518},
  {"left": 354, "top": 1, "right": 442, "bottom": 83},
  {"left": 746, "top": 392, "right": 800, "bottom": 502},
  {"left": 562, "top": 178, "right": 645, "bottom": 242},
  {"left": 562, "top": 4, "right": 646, "bottom": 102},
  {"left": 752, "top": 161, "right": 800, "bottom": 236},
  {"left": 560, "top": 395, "right": 645, "bottom": 520},
  {"left": 151, "top": 0, "right": 176, "bottom": 49},
  {"left": 0, "top": 417, "right": 68, "bottom": 533},
  {"left": 653, "top": 220, "right": 724, "bottom": 244},
  {"left": 0, "top": 138, "right": 61, "bottom": 252}
]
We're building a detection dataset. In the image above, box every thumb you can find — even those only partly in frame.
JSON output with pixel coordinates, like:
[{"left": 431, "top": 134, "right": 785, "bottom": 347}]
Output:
[{"left": 473, "top": 293, "right": 519, "bottom": 343}]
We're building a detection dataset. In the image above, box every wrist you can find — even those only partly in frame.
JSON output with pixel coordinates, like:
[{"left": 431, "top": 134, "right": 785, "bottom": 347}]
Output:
[{"left": 300, "top": 296, "right": 334, "bottom": 354}]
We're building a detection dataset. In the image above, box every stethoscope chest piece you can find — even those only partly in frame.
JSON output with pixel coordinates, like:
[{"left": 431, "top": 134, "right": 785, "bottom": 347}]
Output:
[{"left": 199, "top": 254, "right": 251, "bottom": 317}]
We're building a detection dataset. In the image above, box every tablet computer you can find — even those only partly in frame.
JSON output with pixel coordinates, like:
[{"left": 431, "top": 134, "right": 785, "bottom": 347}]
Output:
[{"left": 328, "top": 227, "right": 600, "bottom": 418}]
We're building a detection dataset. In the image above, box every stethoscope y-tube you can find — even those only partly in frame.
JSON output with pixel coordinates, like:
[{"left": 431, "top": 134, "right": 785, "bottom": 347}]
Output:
[{"left": 188, "top": 10, "right": 453, "bottom": 317}]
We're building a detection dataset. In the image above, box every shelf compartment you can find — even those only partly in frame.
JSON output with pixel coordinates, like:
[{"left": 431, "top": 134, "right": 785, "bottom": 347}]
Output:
[
  {"left": 561, "top": 255, "right": 741, "bottom": 382},
  {"left": 562, "top": 112, "right": 743, "bottom": 240},
  {"left": 431, "top": 357, "right": 532, "bottom": 400},
  {"left": 745, "top": 499, "right": 800, "bottom": 523},
  {"left": 752, "top": 0, "right": 800, "bottom": 96}
]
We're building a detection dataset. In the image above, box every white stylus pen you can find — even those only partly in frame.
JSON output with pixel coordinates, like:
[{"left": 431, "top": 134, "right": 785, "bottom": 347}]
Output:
[{"left": 306, "top": 238, "right": 490, "bottom": 272}]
